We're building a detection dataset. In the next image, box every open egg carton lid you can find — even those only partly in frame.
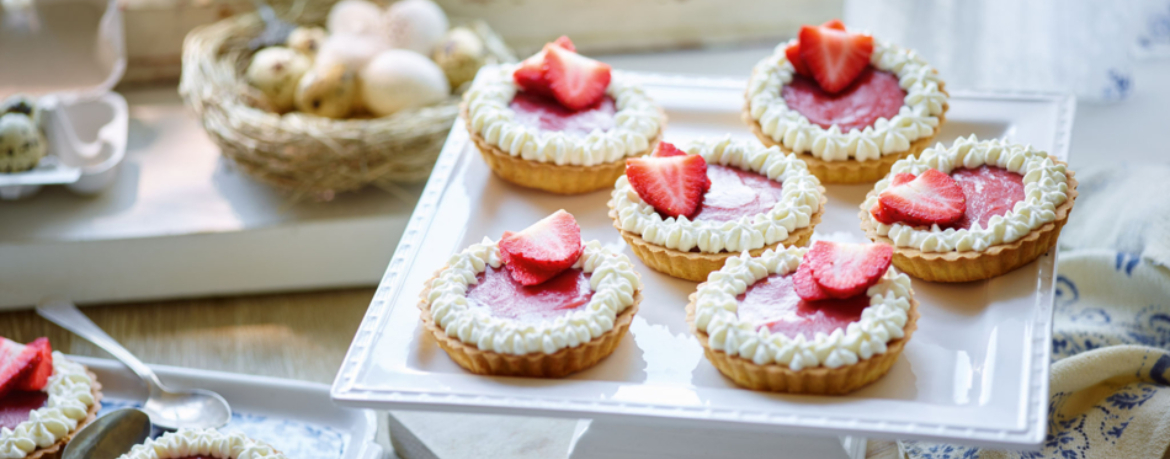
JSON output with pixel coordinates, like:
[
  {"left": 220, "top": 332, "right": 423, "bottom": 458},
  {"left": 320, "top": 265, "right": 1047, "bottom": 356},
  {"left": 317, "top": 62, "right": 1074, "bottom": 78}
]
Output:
[{"left": 0, "top": 0, "right": 127, "bottom": 200}]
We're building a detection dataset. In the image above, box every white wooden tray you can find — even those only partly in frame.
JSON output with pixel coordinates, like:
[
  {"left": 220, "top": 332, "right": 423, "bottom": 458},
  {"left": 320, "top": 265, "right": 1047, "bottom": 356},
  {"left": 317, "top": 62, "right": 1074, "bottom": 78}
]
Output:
[
  {"left": 74, "top": 356, "right": 383, "bottom": 459},
  {"left": 331, "top": 73, "right": 1075, "bottom": 450}
]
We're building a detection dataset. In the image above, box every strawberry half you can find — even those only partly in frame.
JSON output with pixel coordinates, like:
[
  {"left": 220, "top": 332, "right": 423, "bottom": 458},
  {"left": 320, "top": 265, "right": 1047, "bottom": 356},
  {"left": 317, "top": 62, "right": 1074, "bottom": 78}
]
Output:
[
  {"left": 805, "top": 241, "right": 894, "bottom": 299},
  {"left": 16, "top": 338, "right": 52, "bottom": 391},
  {"left": 799, "top": 23, "right": 873, "bottom": 94},
  {"left": 793, "top": 255, "right": 831, "bottom": 301},
  {"left": 545, "top": 45, "right": 612, "bottom": 111},
  {"left": 626, "top": 154, "right": 711, "bottom": 219},
  {"left": 513, "top": 36, "right": 576, "bottom": 97},
  {"left": 877, "top": 169, "right": 966, "bottom": 226},
  {"left": 652, "top": 142, "right": 686, "bottom": 158},
  {"left": 870, "top": 173, "right": 917, "bottom": 224},
  {"left": 552, "top": 35, "right": 576, "bottom": 52},
  {"left": 786, "top": 20, "right": 847, "bottom": 77},
  {"left": 785, "top": 42, "right": 811, "bottom": 77},
  {"left": 499, "top": 210, "right": 584, "bottom": 286},
  {"left": 0, "top": 338, "right": 42, "bottom": 398}
]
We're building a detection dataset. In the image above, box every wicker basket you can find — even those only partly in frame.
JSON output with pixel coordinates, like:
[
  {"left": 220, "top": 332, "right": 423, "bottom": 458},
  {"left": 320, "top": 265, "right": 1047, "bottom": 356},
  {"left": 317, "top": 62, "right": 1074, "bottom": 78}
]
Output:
[{"left": 179, "top": 7, "right": 516, "bottom": 199}]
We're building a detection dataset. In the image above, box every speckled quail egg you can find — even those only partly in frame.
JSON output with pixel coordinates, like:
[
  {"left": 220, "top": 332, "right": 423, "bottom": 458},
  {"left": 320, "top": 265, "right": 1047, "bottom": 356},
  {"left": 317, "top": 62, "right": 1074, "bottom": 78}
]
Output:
[
  {"left": 295, "top": 63, "right": 359, "bottom": 119},
  {"left": 383, "top": 0, "right": 449, "bottom": 55},
  {"left": 327, "top": 0, "right": 384, "bottom": 37},
  {"left": 432, "top": 27, "right": 486, "bottom": 88},
  {"left": 245, "top": 46, "right": 312, "bottom": 112},
  {"left": 2, "top": 95, "right": 41, "bottom": 125},
  {"left": 361, "top": 49, "right": 450, "bottom": 117},
  {"left": 316, "top": 33, "right": 391, "bottom": 73},
  {"left": 286, "top": 26, "right": 328, "bottom": 57},
  {"left": 0, "top": 113, "right": 48, "bottom": 173}
]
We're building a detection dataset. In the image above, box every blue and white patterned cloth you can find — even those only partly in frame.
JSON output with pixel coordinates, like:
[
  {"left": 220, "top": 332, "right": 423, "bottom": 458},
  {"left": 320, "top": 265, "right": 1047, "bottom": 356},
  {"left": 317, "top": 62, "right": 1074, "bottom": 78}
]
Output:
[{"left": 902, "top": 164, "right": 1170, "bottom": 459}]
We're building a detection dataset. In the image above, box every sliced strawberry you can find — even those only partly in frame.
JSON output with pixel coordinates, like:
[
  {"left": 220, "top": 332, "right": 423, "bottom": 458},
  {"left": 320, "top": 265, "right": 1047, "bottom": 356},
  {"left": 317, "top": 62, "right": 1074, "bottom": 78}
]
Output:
[
  {"left": 16, "top": 338, "right": 52, "bottom": 391},
  {"left": 785, "top": 42, "right": 811, "bottom": 77},
  {"left": 552, "top": 35, "right": 576, "bottom": 52},
  {"left": 514, "top": 52, "right": 553, "bottom": 98},
  {"left": 544, "top": 45, "right": 612, "bottom": 111},
  {"left": 805, "top": 241, "right": 893, "bottom": 299},
  {"left": 877, "top": 169, "right": 966, "bottom": 226},
  {"left": 652, "top": 142, "right": 686, "bottom": 158},
  {"left": 787, "top": 21, "right": 849, "bottom": 78},
  {"left": 626, "top": 154, "right": 711, "bottom": 219},
  {"left": 513, "top": 37, "right": 575, "bottom": 97},
  {"left": 889, "top": 172, "right": 916, "bottom": 187},
  {"left": 793, "top": 255, "right": 831, "bottom": 301},
  {"left": 870, "top": 172, "right": 912, "bottom": 223},
  {"left": 821, "top": 19, "right": 847, "bottom": 31},
  {"left": 499, "top": 210, "right": 584, "bottom": 286},
  {"left": 799, "top": 23, "right": 873, "bottom": 94},
  {"left": 0, "top": 340, "right": 41, "bottom": 399}
]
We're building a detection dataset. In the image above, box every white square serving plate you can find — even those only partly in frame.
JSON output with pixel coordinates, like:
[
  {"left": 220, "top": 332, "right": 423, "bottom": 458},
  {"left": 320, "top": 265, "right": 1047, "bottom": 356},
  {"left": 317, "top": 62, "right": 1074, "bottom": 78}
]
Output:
[{"left": 331, "top": 73, "right": 1075, "bottom": 450}]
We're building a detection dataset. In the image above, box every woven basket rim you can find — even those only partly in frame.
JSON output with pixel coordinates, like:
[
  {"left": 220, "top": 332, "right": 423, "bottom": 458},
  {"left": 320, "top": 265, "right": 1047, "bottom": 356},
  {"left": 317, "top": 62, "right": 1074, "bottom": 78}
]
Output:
[{"left": 178, "top": 10, "right": 515, "bottom": 196}]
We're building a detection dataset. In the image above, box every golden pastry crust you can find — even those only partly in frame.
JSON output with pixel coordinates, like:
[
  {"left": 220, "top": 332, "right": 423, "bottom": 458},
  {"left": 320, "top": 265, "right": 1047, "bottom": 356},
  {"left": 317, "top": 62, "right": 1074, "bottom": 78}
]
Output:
[
  {"left": 27, "top": 371, "right": 103, "bottom": 459},
  {"left": 463, "top": 104, "right": 665, "bottom": 194},
  {"left": 743, "top": 79, "right": 949, "bottom": 184},
  {"left": 607, "top": 190, "right": 827, "bottom": 283},
  {"left": 858, "top": 164, "right": 1078, "bottom": 283},
  {"left": 686, "top": 292, "right": 918, "bottom": 395},
  {"left": 418, "top": 269, "right": 642, "bottom": 378}
]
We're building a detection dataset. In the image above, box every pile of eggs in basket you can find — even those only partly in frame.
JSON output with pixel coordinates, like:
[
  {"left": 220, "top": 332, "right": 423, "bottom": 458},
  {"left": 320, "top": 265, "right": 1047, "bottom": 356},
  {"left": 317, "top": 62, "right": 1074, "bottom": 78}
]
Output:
[{"left": 245, "top": 0, "right": 488, "bottom": 119}]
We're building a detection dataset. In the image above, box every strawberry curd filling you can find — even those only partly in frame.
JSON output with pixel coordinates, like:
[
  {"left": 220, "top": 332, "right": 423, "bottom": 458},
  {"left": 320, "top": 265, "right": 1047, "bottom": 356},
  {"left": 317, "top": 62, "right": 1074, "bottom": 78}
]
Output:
[
  {"left": 0, "top": 390, "right": 48, "bottom": 430},
  {"left": 467, "top": 266, "right": 593, "bottom": 323},
  {"left": 736, "top": 273, "right": 868, "bottom": 339},
  {"left": 691, "top": 165, "right": 785, "bottom": 222},
  {"left": 781, "top": 68, "right": 906, "bottom": 133},
  {"left": 948, "top": 166, "right": 1025, "bottom": 230},
  {"left": 509, "top": 91, "right": 616, "bottom": 136}
]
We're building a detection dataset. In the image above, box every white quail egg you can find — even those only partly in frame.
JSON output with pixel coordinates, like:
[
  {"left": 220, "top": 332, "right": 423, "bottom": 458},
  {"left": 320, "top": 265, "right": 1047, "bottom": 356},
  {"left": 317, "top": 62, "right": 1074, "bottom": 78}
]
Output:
[
  {"left": 286, "top": 26, "right": 328, "bottom": 57},
  {"left": 0, "top": 113, "right": 48, "bottom": 173},
  {"left": 316, "top": 33, "right": 390, "bottom": 73},
  {"left": 327, "top": 0, "right": 384, "bottom": 37},
  {"left": 245, "top": 46, "right": 312, "bottom": 112},
  {"left": 295, "top": 63, "right": 359, "bottom": 119},
  {"left": 361, "top": 49, "right": 450, "bottom": 117},
  {"left": 383, "top": 0, "right": 449, "bottom": 55},
  {"left": 432, "top": 27, "right": 486, "bottom": 88}
]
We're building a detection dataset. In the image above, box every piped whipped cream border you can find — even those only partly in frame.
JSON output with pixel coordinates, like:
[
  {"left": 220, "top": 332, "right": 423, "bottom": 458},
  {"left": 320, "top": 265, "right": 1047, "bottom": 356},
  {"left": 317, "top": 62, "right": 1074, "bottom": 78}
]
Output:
[
  {"left": 746, "top": 37, "right": 947, "bottom": 162},
  {"left": 0, "top": 352, "right": 97, "bottom": 459},
  {"left": 425, "top": 239, "right": 642, "bottom": 355},
  {"left": 119, "top": 428, "right": 286, "bottom": 459},
  {"left": 610, "top": 137, "right": 823, "bottom": 254},
  {"left": 464, "top": 65, "right": 663, "bottom": 167},
  {"left": 693, "top": 247, "right": 913, "bottom": 371},
  {"left": 861, "top": 135, "right": 1071, "bottom": 253}
]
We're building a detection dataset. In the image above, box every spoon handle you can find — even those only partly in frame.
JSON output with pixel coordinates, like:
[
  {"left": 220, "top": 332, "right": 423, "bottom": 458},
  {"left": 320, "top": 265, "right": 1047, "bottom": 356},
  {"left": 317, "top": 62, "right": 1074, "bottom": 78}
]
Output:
[{"left": 36, "top": 297, "right": 165, "bottom": 390}]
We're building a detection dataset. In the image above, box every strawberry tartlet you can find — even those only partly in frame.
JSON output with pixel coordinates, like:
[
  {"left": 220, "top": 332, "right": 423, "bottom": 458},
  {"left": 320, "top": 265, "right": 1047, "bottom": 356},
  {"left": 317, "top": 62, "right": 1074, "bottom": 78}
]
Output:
[
  {"left": 420, "top": 210, "right": 643, "bottom": 377},
  {"left": 463, "top": 36, "right": 665, "bottom": 194},
  {"left": 860, "top": 136, "right": 1078, "bottom": 282},
  {"left": 745, "top": 20, "right": 948, "bottom": 183},
  {"left": 0, "top": 338, "right": 101, "bottom": 459},
  {"left": 608, "top": 138, "right": 826, "bottom": 282},
  {"left": 116, "top": 428, "right": 286, "bottom": 459},
  {"left": 687, "top": 242, "right": 917, "bottom": 394}
]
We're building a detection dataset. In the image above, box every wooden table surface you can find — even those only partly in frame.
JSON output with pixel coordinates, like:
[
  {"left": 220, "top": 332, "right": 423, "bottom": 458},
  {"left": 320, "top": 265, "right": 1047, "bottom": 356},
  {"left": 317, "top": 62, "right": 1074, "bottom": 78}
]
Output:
[{"left": 0, "top": 290, "right": 901, "bottom": 459}]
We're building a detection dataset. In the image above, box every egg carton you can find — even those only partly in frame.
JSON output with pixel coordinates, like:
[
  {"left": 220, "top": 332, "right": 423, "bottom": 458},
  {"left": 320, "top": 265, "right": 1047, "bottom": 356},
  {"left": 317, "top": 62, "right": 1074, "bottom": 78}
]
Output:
[{"left": 0, "top": 0, "right": 127, "bottom": 200}]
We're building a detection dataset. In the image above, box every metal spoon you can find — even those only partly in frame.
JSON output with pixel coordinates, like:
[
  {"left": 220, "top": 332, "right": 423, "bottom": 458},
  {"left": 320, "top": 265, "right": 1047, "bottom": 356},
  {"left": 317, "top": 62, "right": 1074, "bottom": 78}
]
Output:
[
  {"left": 36, "top": 298, "right": 232, "bottom": 430},
  {"left": 61, "top": 408, "right": 151, "bottom": 459}
]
